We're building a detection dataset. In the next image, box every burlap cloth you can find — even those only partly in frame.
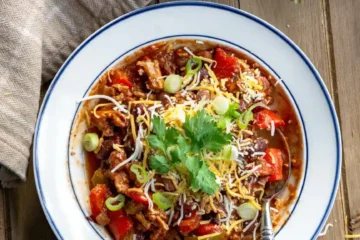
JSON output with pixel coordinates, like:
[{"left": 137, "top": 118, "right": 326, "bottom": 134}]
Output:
[{"left": 0, "top": 0, "right": 152, "bottom": 187}]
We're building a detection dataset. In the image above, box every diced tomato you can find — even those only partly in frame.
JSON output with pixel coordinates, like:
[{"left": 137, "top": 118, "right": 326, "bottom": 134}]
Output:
[
  {"left": 108, "top": 210, "right": 134, "bottom": 240},
  {"left": 127, "top": 191, "right": 149, "bottom": 206},
  {"left": 109, "top": 69, "right": 133, "bottom": 88},
  {"left": 257, "top": 158, "right": 275, "bottom": 177},
  {"left": 195, "top": 223, "right": 223, "bottom": 236},
  {"left": 264, "top": 148, "right": 283, "bottom": 182},
  {"left": 212, "top": 48, "right": 239, "bottom": 79},
  {"left": 89, "top": 184, "right": 110, "bottom": 218},
  {"left": 255, "top": 109, "right": 285, "bottom": 130},
  {"left": 178, "top": 212, "right": 201, "bottom": 235}
]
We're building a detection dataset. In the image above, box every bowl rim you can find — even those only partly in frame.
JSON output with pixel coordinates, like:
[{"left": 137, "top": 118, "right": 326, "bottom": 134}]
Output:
[{"left": 33, "top": 2, "right": 342, "bottom": 240}]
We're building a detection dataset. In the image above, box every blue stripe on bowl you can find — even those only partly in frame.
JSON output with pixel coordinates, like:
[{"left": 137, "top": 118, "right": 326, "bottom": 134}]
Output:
[{"left": 34, "top": 2, "right": 341, "bottom": 240}]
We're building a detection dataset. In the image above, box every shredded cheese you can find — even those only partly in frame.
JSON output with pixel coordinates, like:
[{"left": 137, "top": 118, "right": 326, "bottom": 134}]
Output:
[
  {"left": 78, "top": 95, "right": 128, "bottom": 113},
  {"left": 144, "top": 180, "right": 154, "bottom": 210},
  {"left": 227, "top": 219, "right": 246, "bottom": 235},
  {"left": 111, "top": 126, "right": 144, "bottom": 172}
]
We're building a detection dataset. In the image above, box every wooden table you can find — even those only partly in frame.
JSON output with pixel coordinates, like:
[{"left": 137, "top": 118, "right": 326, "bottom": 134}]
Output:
[{"left": 1, "top": 0, "right": 358, "bottom": 239}]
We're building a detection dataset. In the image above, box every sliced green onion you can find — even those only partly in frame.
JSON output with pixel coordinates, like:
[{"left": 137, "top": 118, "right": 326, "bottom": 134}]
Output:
[
  {"left": 105, "top": 194, "right": 125, "bottom": 211},
  {"left": 217, "top": 117, "right": 231, "bottom": 130},
  {"left": 83, "top": 133, "right": 99, "bottom": 152},
  {"left": 152, "top": 192, "right": 173, "bottom": 210},
  {"left": 186, "top": 57, "right": 202, "bottom": 76},
  {"left": 247, "top": 102, "right": 269, "bottom": 112},
  {"left": 130, "top": 164, "right": 151, "bottom": 183},
  {"left": 237, "top": 111, "right": 254, "bottom": 130},
  {"left": 212, "top": 95, "right": 230, "bottom": 115},
  {"left": 223, "top": 145, "right": 238, "bottom": 160},
  {"left": 237, "top": 202, "right": 258, "bottom": 220},
  {"left": 164, "top": 74, "right": 183, "bottom": 93},
  {"left": 236, "top": 102, "right": 268, "bottom": 130}
]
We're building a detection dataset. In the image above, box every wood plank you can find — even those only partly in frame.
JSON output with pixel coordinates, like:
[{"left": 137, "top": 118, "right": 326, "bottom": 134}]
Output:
[
  {"left": 0, "top": 188, "right": 9, "bottom": 240},
  {"left": 239, "top": 0, "right": 345, "bottom": 239},
  {"left": 6, "top": 157, "right": 56, "bottom": 240},
  {"left": 159, "top": 0, "right": 239, "bottom": 8},
  {"left": 328, "top": 0, "right": 360, "bottom": 234}
]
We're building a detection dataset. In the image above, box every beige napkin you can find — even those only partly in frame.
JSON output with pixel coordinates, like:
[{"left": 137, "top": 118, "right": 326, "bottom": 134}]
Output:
[{"left": 0, "top": 0, "right": 152, "bottom": 187}]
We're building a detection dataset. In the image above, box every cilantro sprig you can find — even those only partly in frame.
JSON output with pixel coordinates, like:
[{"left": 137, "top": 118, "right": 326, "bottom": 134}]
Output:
[{"left": 147, "top": 110, "right": 231, "bottom": 195}]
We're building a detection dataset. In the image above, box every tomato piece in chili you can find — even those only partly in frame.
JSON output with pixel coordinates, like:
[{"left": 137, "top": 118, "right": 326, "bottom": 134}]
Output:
[
  {"left": 255, "top": 109, "right": 285, "bottom": 130},
  {"left": 264, "top": 148, "right": 284, "bottom": 182},
  {"left": 195, "top": 223, "right": 223, "bottom": 236},
  {"left": 212, "top": 48, "right": 240, "bottom": 79},
  {"left": 108, "top": 210, "right": 134, "bottom": 240},
  {"left": 178, "top": 212, "right": 201, "bottom": 235},
  {"left": 127, "top": 191, "right": 149, "bottom": 206},
  {"left": 89, "top": 184, "right": 110, "bottom": 218}
]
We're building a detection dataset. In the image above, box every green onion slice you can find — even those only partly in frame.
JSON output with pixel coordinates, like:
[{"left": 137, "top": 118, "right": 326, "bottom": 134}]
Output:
[
  {"left": 185, "top": 57, "right": 202, "bottom": 77},
  {"left": 212, "top": 95, "right": 230, "bottom": 115},
  {"left": 237, "top": 202, "right": 258, "bottom": 220},
  {"left": 105, "top": 194, "right": 125, "bottom": 211},
  {"left": 217, "top": 117, "right": 231, "bottom": 130},
  {"left": 130, "top": 164, "right": 151, "bottom": 183},
  {"left": 237, "top": 102, "right": 269, "bottom": 130},
  {"left": 164, "top": 74, "right": 183, "bottom": 93},
  {"left": 152, "top": 192, "right": 173, "bottom": 210},
  {"left": 83, "top": 133, "right": 99, "bottom": 152}
]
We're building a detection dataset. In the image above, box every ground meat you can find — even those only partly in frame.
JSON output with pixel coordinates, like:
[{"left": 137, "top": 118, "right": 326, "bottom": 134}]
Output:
[
  {"left": 96, "top": 136, "right": 122, "bottom": 160},
  {"left": 183, "top": 200, "right": 197, "bottom": 217},
  {"left": 162, "top": 178, "right": 176, "bottom": 192},
  {"left": 95, "top": 110, "right": 129, "bottom": 128},
  {"left": 257, "top": 76, "right": 271, "bottom": 95},
  {"left": 131, "top": 104, "right": 148, "bottom": 119},
  {"left": 175, "top": 48, "right": 190, "bottom": 67},
  {"left": 225, "top": 78, "right": 240, "bottom": 92},
  {"left": 113, "top": 171, "right": 129, "bottom": 193},
  {"left": 254, "top": 137, "right": 268, "bottom": 152},
  {"left": 95, "top": 212, "right": 110, "bottom": 226},
  {"left": 198, "top": 67, "right": 209, "bottom": 80},
  {"left": 156, "top": 51, "right": 177, "bottom": 75},
  {"left": 135, "top": 212, "right": 152, "bottom": 230},
  {"left": 196, "top": 50, "right": 213, "bottom": 59},
  {"left": 90, "top": 113, "right": 114, "bottom": 137},
  {"left": 137, "top": 57, "right": 164, "bottom": 90},
  {"left": 158, "top": 92, "right": 171, "bottom": 108},
  {"left": 238, "top": 99, "right": 247, "bottom": 112},
  {"left": 108, "top": 149, "right": 127, "bottom": 169},
  {"left": 196, "top": 89, "right": 210, "bottom": 102},
  {"left": 149, "top": 227, "right": 168, "bottom": 240}
]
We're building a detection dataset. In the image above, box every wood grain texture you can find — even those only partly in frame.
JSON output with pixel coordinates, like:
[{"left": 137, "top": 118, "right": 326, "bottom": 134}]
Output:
[
  {"left": 6, "top": 83, "right": 56, "bottom": 240},
  {"left": 239, "top": 1, "right": 345, "bottom": 239},
  {"left": 329, "top": 0, "right": 360, "bottom": 235},
  {"left": 4, "top": 1, "right": 356, "bottom": 240},
  {"left": 159, "top": 0, "right": 239, "bottom": 8}
]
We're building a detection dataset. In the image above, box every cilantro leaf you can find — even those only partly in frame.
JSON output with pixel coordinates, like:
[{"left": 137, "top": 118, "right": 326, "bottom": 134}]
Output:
[
  {"left": 192, "top": 162, "right": 219, "bottom": 195},
  {"left": 183, "top": 110, "right": 232, "bottom": 153},
  {"left": 147, "top": 135, "right": 166, "bottom": 153},
  {"left": 201, "top": 128, "right": 232, "bottom": 152},
  {"left": 186, "top": 157, "right": 219, "bottom": 195},
  {"left": 149, "top": 155, "right": 170, "bottom": 174},
  {"left": 164, "top": 127, "right": 180, "bottom": 148},
  {"left": 185, "top": 155, "right": 202, "bottom": 175},
  {"left": 152, "top": 116, "right": 165, "bottom": 140},
  {"left": 170, "top": 135, "right": 189, "bottom": 164}
]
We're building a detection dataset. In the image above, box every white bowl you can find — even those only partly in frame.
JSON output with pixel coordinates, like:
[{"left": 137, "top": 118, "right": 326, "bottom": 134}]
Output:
[{"left": 34, "top": 2, "right": 341, "bottom": 240}]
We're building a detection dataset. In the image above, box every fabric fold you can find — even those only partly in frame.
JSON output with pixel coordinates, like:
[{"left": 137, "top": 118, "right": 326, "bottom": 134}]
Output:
[{"left": 0, "top": 0, "right": 151, "bottom": 187}]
